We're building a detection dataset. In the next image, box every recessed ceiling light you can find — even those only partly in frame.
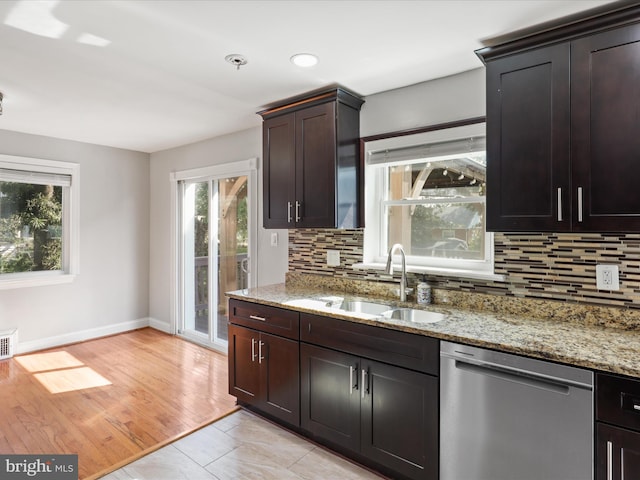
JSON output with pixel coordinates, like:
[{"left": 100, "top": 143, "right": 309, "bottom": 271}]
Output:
[{"left": 290, "top": 53, "right": 318, "bottom": 67}]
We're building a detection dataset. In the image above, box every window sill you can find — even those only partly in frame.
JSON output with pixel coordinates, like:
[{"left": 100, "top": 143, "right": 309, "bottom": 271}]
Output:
[
  {"left": 0, "top": 272, "right": 76, "bottom": 290},
  {"left": 353, "top": 262, "right": 506, "bottom": 283}
]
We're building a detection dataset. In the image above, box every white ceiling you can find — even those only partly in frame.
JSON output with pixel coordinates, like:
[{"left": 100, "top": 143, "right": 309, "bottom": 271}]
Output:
[{"left": 0, "top": 0, "right": 618, "bottom": 153}]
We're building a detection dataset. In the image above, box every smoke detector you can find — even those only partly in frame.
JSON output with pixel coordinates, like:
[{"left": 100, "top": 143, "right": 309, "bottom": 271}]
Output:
[{"left": 225, "top": 54, "right": 247, "bottom": 70}]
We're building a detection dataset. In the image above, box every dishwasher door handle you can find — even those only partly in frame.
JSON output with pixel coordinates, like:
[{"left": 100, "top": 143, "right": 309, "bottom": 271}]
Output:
[{"left": 453, "top": 358, "right": 577, "bottom": 394}]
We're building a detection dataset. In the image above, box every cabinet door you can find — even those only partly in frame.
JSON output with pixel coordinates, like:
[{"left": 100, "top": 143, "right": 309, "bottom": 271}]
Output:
[
  {"left": 258, "top": 332, "right": 300, "bottom": 427},
  {"left": 263, "top": 112, "right": 295, "bottom": 228},
  {"left": 597, "top": 423, "right": 640, "bottom": 480},
  {"left": 300, "top": 343, "right": 360, "bottom": 452},
  {"left": 295, "top": 102, "right": 337, "bottom": 228},
  {"left": 572, "top": 23, "right": 640, "bottom": 232},
  {"left": 486, "top": 43, "right": 571, "bottom": 232},
  {"left": 361, "top": 359, "right": 438, "bottom": 480},
  {"left": 228, "top": 324, "right": 260, "bottom": 404}
]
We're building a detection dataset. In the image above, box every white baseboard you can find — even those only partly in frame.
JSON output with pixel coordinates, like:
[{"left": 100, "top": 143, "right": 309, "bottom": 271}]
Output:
[
  {"left": 16, "top": 317, "right": 152, "bottom": 355},
  {"left": 149, "top": 317, "right": 173, "bottom": 334}
]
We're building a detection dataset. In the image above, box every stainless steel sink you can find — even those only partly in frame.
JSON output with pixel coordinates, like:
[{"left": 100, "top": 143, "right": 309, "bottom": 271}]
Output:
[
  {"left": 382, "top": 308, "right": 445, "bottom": 323},
  {"left": 335, "top": 300, "right": 394, "bottom": 316}
]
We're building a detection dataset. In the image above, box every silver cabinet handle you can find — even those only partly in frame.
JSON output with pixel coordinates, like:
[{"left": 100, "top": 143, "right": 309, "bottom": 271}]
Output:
[
  {"left": 607, "top": 440, "right": 613, "bottom": 480},
  {"left": 295, "top": 201, "right": 301, "bottom": 222},
  {"left": 557, "top": 187, "right": 563, "bottom": 222},
  {"left": 577, "top": 187, "right": 584, "bottom": 222},
  {"left": 249, "top": 315, "right": 266, "bottom": 322},
  {"left": 361, "top": 368, "right": 367, "bottom": 399},
  {"left": 251, "top": 338, "right": 257, "bottom": 362},
  {"left": 287, "top": 201, "right": 292, "bottom": 223},
  {"left": 350, "top": 365, "right": 355, "bottom": 395},
  {"left": 349, "top": 364, "right": 359, "bottom": 395},
  {"left": 621, "top": 447, "right": 625, "bottom": 480},
  {"left": 258, "top": 340, "right": 265, "bottom": 364}
]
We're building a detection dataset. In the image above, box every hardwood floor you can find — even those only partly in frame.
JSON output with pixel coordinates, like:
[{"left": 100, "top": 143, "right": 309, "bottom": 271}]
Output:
[{"left": 0, "top": 328, "right": 237, "bottom": 479}]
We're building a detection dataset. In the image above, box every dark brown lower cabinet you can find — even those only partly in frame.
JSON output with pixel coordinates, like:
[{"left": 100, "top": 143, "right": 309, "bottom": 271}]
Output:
[
  {"left": 228, "top": 300, "right": 439, "bottom": 480},
  {"left": 228, "top": 324, "right": 299, "bottom": 426},
  {"left": 301, "top": 342, "right": 438, "bottom": 480},
  {"left": 596, "top": 372, "right": 640, "bottom": 480},
  {"left": 597, "top": 423, "right": 640, "bottom": 480},
  {"left": 300, "top": 344, "right": 361, "bottom": 451},
  {"left": 228, "top": 324, "right": 261, "bottom": 401}
]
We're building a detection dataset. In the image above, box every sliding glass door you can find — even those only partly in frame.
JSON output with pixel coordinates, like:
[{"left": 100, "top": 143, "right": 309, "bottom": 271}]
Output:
[{"left": 177, "top": 167, "right": 253, "bottom": 351}]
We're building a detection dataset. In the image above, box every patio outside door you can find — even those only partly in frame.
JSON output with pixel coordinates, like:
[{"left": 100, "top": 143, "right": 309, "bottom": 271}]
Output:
[{"left": 178, "top": 172, "right": 251, "bottom": 351}]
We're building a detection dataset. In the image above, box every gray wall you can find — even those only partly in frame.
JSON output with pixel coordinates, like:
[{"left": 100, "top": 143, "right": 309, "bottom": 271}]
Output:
[
  {"left": 361, "top": 68, "right": 485, "bottom": 137},
  {"left": 0, "top": 130, "right": 150, "bottom": 352}
]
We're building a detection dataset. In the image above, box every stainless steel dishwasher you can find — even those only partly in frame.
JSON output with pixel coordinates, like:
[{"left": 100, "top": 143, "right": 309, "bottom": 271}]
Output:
[{"left": 440, "top": 341, "right": 593, "bottom": 480}]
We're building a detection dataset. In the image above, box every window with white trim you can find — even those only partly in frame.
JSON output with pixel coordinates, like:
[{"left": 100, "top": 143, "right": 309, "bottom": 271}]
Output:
[
  {"left": 0, "top": 155, "right": 79, "bottom": 288},
  {"left": 363, "top": 121, "right": 496, "bottom": 278}
]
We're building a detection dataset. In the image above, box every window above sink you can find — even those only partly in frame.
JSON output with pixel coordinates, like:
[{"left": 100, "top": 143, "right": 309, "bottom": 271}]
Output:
[{"left": 361, "top": 119, "right": 503, "bottom": 282}]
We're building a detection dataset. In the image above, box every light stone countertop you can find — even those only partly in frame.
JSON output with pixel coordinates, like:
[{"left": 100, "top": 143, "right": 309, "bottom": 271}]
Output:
[{"left": 227, "top": 282, "right": 640, "bottom": 379}]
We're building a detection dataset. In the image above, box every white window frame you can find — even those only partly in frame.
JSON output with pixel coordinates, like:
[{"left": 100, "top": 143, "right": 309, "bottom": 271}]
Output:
[
  {"left": 0, "top": 154, "right": 79, "bottom": 289},
  {"left": 359, "top": 122, "right": 504, "bottom": 282}
]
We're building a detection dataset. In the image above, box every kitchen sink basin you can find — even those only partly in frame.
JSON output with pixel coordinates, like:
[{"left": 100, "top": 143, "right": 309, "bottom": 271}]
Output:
[
  {"left": 335, "top": 300, "right": 395, "bottom": 316},
  {"left": 382, "top": 308, "right": 445, "bottom": 324},
  {"left": 286, "top": 298, "right": 445, "bottom": 323}
]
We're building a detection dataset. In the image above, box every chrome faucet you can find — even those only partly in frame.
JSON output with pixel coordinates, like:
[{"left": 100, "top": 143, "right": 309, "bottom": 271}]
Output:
[{"left": 385, "top": 243, "right": 408, "bottom": 302}]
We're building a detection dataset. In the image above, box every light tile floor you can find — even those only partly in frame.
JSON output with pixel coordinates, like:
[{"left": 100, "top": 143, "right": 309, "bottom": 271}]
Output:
[{"left": 100, "top": 409, "right": 386, "bottom": 480}]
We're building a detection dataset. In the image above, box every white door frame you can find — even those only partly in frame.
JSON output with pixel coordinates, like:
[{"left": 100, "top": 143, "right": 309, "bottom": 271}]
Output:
[{"left": 169, "top": 158, "right": 258, "bottom": 353}]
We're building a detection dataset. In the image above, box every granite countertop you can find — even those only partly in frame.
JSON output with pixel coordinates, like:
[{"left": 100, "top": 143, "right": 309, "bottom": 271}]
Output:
[{"left": 227, "top": 282, "right": 640, "bottom": 378}]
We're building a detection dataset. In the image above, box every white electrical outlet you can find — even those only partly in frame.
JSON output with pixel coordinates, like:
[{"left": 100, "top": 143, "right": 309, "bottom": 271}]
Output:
[
  {"left": 596, "top": 264, "right": 620, "bottom": 291},
  {"left": 327, "top": 250, "right": 340, "bottom": 266},
  {"left": 270, "top": 232, "right": 278, "bottom": 247}
]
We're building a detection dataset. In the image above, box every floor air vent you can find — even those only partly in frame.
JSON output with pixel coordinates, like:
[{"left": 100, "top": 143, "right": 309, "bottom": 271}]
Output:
[{"left": 0, "top": 329, "right": 16, "bottom": 360}]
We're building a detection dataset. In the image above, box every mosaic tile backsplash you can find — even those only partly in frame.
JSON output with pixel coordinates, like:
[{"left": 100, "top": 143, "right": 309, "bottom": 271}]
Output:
[{"left": 288, "top": 229, "right": 640, "bottom": 309}]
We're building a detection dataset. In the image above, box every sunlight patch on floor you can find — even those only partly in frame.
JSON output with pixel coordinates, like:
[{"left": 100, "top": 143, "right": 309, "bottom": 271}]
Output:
[
  {"left": 34, "top": 366, "right": 112, "bottom": 394},
  {"left": 15, "top": 351, "right": 84, "bottom": 372},
  {"left": 16, "top": 350, "right": 112, "bottom": 393}
]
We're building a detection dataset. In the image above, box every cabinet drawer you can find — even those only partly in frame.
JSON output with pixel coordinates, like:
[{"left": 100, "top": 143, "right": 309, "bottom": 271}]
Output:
[
  {"left": 300, "top": 313, "right": 438, "bottom": 375},
  {"left": 229, "top": 299, "right": 300, "bottom": 340},
  {"left": 597, "top": 373, "right": 640, "bottom": 430}
]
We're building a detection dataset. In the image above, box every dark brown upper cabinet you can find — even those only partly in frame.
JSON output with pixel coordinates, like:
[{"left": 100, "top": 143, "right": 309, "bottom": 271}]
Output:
[
  {"left": 258, "top": 88, "right": 364, "bottom": 229},
  {"left": 478, "top": 5, "right": 640, "bottom": 232}
]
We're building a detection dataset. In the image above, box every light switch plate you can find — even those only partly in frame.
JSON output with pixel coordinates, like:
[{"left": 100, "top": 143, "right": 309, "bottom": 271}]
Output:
[
  {"left": 327, "top": 250, "right": 340, "bottom": 267},
  {"left": 596, "top": 264, "right": 620, "bottom": 291}
]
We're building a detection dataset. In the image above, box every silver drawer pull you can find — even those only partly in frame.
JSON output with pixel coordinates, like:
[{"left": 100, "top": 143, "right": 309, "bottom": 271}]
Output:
[{"left": 249, "top": 315, "right": 266, "bottom": 322}]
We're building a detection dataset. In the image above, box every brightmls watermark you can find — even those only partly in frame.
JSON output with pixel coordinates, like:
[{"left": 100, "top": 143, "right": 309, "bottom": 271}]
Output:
[{"left": 0, "top": 455, "right": 77, "bottom": 479}]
